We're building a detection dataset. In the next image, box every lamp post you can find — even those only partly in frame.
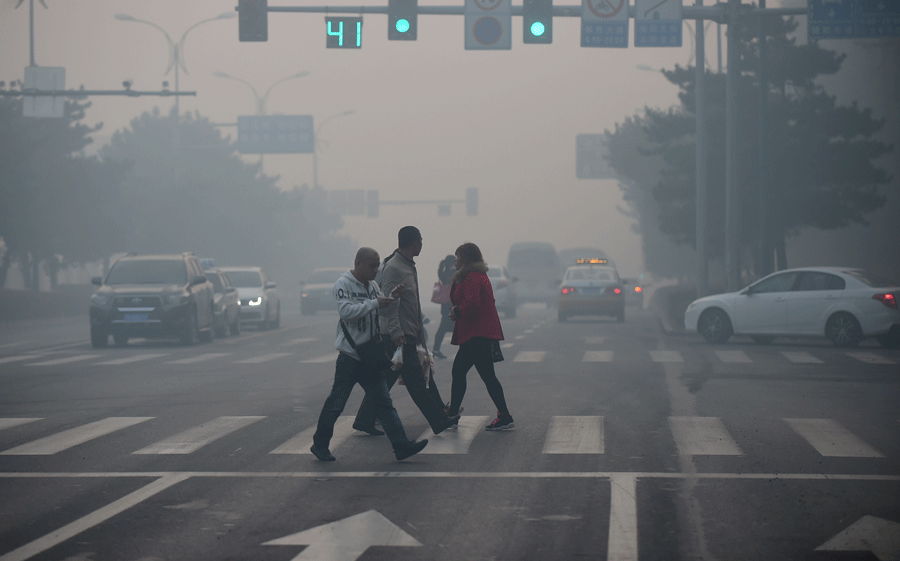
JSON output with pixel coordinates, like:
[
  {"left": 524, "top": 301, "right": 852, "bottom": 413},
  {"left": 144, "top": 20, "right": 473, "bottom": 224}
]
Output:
[
  {"left": 313, "top": 110, "right": 355, "bottom": 189},
  {"left": 114, "top": 11, "right": 236, "bottom": 117},
  {"left": 212, "top": 71, "right": 310, "bottom": 116}
]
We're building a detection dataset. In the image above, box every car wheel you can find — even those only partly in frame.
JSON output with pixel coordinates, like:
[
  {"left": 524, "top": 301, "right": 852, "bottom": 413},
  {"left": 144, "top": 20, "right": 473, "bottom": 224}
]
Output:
[
  {"left": 698, "top": 308, "right": 733, "bottom": 344},
  {"left": 229, "top": 312, "right": 241, "bottom": 336},
  {"left": 214, "top": 321, "right": 227, "bottom": 338},
  {"left": 617, "top": 307, "right": 625, "bottom": 323},
  {"left": 875, "top": 325, "right": 900, "bottom": 349},
  {"left": 181, "top": 308, "right": 200, "bottom": 345},
  {"left": 91, "top": 327, "right": 108, "bottom": 348},
  {"left": 751, "top": 336, "right": 776, "bottom": 345},
  {"left": 113, "top": 333, "right": 129, "bottom": 347},
  {"left": 271, "top": 303, "right": 281, "bottom": 329},
  {"left": 826, "top": 312, "right": 862, "bottom": 348}
]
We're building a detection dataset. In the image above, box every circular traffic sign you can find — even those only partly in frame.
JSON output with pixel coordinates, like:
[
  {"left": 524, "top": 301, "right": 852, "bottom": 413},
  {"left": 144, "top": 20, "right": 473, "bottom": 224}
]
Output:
[
  {"left": 474, "top": 16, "right": 503, "bottom": 44},
  {"left": 586, "top": 0, "right": 626, "bottom": 19}
]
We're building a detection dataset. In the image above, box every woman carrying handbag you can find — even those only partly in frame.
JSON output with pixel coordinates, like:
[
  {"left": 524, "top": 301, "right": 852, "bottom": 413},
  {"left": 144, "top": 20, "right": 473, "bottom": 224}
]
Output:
[{"left": 447, "top": 242, "right": 515, "bottom": 431}]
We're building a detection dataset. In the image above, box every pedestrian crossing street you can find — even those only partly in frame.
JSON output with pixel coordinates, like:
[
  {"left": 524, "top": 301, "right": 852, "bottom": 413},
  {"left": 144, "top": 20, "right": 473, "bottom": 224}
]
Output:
[
  {"left": 0, "top": 414, "right": 892, "bottom": 460},
  {"left": 1, "top": 344, "right": 896, "bottom": 368}
]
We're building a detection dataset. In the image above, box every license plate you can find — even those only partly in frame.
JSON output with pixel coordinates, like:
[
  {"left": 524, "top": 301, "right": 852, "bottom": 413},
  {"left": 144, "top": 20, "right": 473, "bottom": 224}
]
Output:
[{"left": 123, "top": 313, "right": 149, "bottom": 322}]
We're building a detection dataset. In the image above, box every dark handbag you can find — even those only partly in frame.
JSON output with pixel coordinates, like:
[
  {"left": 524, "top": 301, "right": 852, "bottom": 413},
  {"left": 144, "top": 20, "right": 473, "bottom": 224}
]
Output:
[
  {"left": 431, "top": 282, "right": 451, "bottom": 304},
  {"left": 340, "top": 321, "right": 392, "bottom": 371}
]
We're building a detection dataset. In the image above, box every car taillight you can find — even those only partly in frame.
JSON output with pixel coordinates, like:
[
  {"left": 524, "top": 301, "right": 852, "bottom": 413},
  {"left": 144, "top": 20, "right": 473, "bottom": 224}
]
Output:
[
  {"left": 561, "top": 287, "right": 576, "bottom": 295},
  {"left": 606, "top": 286, "right": 621, "bottom": 295},
  {"left": 634, "top": 286, "right": 643, "bottom": 293},
  {"left": 873, "top": 293, "right": 898, "bottom": 309}
]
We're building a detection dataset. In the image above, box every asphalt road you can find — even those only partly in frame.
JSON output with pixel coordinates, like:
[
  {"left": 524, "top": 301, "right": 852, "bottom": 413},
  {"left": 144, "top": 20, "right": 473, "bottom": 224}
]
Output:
[{"left": 0, "top": 303, "right": 898, "bottom": 561}]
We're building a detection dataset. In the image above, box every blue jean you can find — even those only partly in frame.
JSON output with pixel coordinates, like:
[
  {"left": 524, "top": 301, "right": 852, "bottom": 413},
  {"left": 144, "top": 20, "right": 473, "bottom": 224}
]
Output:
[{"left": 313, "top": 352, "right": 410, "bottom": 451}]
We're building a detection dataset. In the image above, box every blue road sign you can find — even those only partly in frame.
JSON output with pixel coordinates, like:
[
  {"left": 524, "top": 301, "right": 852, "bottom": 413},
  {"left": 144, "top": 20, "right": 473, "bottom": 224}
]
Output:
[
  {"left": 237, "top": 115, "right": 314, "bottom": 154},
  {"left": 809, "top": 0, "right": 900, "bottom": 39}
]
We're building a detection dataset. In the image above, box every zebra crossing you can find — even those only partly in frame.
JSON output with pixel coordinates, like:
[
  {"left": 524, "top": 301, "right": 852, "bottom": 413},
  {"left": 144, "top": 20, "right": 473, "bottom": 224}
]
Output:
[
  {"left": 1, "top": 346, "right": 894, "bottom": 369},
  {"left": 0, "top": 414, "right": 890, "bottom": 460}
]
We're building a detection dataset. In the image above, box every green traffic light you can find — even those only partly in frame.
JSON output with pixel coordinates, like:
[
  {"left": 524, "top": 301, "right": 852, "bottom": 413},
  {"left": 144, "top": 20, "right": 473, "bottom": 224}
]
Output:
[
  {"left": 395, "top": 18, "right": 410, "bottom": 33},
  {"left": 530, "top": 21, "right": 545, "bottom": 37}
]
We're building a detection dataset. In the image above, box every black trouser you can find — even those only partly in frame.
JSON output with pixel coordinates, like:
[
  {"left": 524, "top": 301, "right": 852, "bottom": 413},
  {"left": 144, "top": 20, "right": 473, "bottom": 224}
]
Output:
[
  {"left": 448, "top": 337, "right": 509, "bottom": 417},
  {"left": 314, "top": 353, "right": 410, "bottom": 451},
  {"left": 355, "top": 342, "right": 448, "bottom": 432},
  {"left": 433, "top": 302, "right": 453, "bottom": 352}
]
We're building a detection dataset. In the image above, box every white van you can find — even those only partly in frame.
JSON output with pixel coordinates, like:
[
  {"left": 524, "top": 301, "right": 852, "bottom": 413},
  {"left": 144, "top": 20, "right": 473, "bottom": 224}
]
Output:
[{"left": 506, "top": 242, "right": 561, "bottom": 306}]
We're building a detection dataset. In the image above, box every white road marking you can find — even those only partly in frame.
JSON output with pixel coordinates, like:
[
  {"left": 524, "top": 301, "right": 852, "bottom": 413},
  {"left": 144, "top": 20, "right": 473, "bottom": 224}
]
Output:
[
  {"left": 0, "top": 341, "right": 32, "bottom": 349},
  {"left": 583, "top": 351, "right": 613, "bottom": 362},
  {"left": 608, "top": 473, "right": 638, "bottom": 561},
  {"left": 669, "top": 416, "right": 743, "bottom": 456},
  {"left": 0, "top": 474, "right": 189, "bottom": 561},
  {"left": 93, "top": 353, "right": 169, "bottom": 366},
  {"left": 166, "top": 353, "right": 230, "bottom": 364},
  {"left": 133, "top": 416, "right": 264, "bottom": 455},
  {"left": 524, "top": 329, "right": 534, "bottom": 333},
  {"left": 26, "top": 354, "right": 100, "bottom": 366},
  {"left": 650, "top": 350, "right": 683, "bottom": 363},
  {"left": 584, "top": 336, "right": 605, "bottom": 345},
  {"left": 270, "top": 416, "right": 356, "bottom": 455},
  {"left": 235, "top": 352, "right": 293, "bottom": 364},
  {"left": 0, "top": 417, "right": 154, "bottom": 455},
  {"left": 542, "top": 416, "right": 604, "bottom": 454},
  {"left": 845, "top": 352, "right": 896, "bottom": 365},
  {"left": 302, "top": 353, "right": 339, "bottom": 363},
  {"left": 514, "top": 335, "right": 525, "bottom": 340},
  {"left": 283, "top": 337, "right": 318, "bottom": 346},
  {"left": 0, "top": 355, "right": 41, "bottom": 365},
  {"left": 781, "top": 351, "right": 822, "bottom": 364},
  {"left": 715, "top": 350, "right": 752, "bottom": 363},
  {"left": 500, "top": 343, "right": 515, "bottom": 349},
  {"left": 513, "top": 351, "right": 546, "bottom": 362},
  {"left": 418, "top": 416, "right": 490, "bottom": 454},
  {"left": 785, "top": 418, "right": 884, "bottom": 458},
  {"left": 0, "top": 418, "right": 41, "bottom": 431}
]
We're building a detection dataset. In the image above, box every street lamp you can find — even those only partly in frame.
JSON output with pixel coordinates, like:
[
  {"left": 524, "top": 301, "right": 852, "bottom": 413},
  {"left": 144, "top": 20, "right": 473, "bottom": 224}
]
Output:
[
  {"left": 212, "top": 71, "right": 310, "bottom": 115},
  {"left": 114, "top": 11, "right": 236, "bottom": 117},
  {"left": 313, "top": 110, "right": 355, "bottom": 189}
]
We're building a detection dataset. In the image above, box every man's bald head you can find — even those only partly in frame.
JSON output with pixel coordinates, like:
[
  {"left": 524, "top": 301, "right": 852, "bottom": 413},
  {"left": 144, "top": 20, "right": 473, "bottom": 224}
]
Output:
[{"left": 352, "top": 247, "right": 381, "bottom": 282}]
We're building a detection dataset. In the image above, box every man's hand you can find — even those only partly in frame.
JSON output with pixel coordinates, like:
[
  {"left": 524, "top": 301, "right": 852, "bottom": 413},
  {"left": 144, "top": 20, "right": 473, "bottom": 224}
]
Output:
[
  {"left": 393, "top": 335, "right": 407, "bottom": 347},
  {"left": 390, "top": 285, "right": 405, "bottom": 299},
  {"left": 376, "top": 296, "right": 394, "bottom": 308}
]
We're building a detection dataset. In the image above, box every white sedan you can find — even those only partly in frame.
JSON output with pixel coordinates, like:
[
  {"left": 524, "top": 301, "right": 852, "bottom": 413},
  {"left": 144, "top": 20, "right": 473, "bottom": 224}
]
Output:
[{"left": 684, "top": 267, "right": 900, "bottom": 348}]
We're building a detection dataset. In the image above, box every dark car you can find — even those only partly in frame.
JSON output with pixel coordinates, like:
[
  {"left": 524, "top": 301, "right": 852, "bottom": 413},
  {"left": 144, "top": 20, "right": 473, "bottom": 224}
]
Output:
[
  {"left": 205, "top": 268, "right": 241, "bottom": 337},
  {"left": 300, "top": 267, "right": 346, "bottom": 315},
  {"left": 557, "top": 262, "right": 626, "bottom": 322},
  {"left": 89, "top": 253, "right": 215, "bottom": 347}
]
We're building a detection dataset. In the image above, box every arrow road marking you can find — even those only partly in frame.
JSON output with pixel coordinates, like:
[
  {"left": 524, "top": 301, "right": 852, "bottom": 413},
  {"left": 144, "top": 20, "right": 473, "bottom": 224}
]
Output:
[
  {"left": 263, "top": 510, "right": 421, "bottom": 561},
  {"left": 816, "top": 515, "right": 900, "bottom": 560}
]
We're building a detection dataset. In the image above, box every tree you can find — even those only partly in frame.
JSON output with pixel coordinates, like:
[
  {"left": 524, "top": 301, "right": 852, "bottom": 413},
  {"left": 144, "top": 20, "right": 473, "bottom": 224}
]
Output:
[{"left": 608, "top": 13, "right": 893, "bottom": 281}]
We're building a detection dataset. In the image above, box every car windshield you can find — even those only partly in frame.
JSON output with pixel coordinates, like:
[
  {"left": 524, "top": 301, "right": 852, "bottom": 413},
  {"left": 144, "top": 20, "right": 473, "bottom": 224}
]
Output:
[
  {"left": 309, "top": 270, "right": 342, "bottom": 284},
  {"left": 566, "top": 268, "right": 615, "bottom": 281},
  {"left": 225, "top": 271, "right": 263, "bottom": 288},
  {"left": 508, "top": 249, "right": 558, "bottom": 269},
  {"left": 105, "top": 259, "right": 187, "bottom": 285},
  {"left": 205, "top": 273, "right": 224, "bottom": 292},
  {"left": 843, "top": 270, "right": 900, "bottom": 288}
]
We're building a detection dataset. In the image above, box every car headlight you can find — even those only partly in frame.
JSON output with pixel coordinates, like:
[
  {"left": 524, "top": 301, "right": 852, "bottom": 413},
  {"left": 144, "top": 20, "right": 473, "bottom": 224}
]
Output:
[
  {"left": 91, "top": 293, "right": 112, "bottom": 306},
  {"left": 248, "top": 296, "right": 262, "bottom": 306},
  {"left": 165, "top": 293, "right": 188, "bottom": 305}
]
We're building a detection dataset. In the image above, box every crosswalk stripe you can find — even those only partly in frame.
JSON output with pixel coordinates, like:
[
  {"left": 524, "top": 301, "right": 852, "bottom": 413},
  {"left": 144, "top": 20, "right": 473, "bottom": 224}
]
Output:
[
  {"left": 513, "top": 351, "right": 546, "bottom": 362},
  {"left": 235, "top": 352, "right": 293, "bottom": 364},
  {"left": 0, "top": 355, "right": 42, "bottom": 365},
  {"left": 650, "top": 350, "right": 683, "bottom": 363},
  {"left": 418, "top": 416, "right": 491, "bottom": 454},
  {"left": 166, "top": 353, "right": 230, "bottom": 365},
  {"left": 270, "top": 416, "right": 355, "bottom": 455},
  {"left": 93, "top": 353, "right": 169, "bottom": 366},
  {"left": 0, "top": 417, "right": 154, "bottom": 455},
  {"left": 584, "top": 337, "right": 605, "bottom": 345},
  {"left": 133, "top": 416, "right": 264, "bottom": 455},
  {"left": 302, "top": 353, "right": 339, "bottom": 364},
  {"left": 500, "top": 343, "right": 515, "bottom": 349},
  {"left": 282, "top": 337, "right": 318, "bottom": 346},
  {"left": 0, "top": 418, "right": 42, "bottom": 431},
  {"left": 583, "top": 351, "right": 613, "bottom": 362},
  {"left": 543, "top": 416, "right": 604, "bottom": 454},
  {"left": 845, "top": 352, "right": 896, "bottom": 365},
  {"left": 27, "top": 354, "right": 100, "bottom": 366},
  {"left": 781, "top": 351, "right": 822, "bottom": 364},
  {"left": 715, "top": 350, "right": 752, "bottom": 363},
  {"left": 784, "top": 418, "right": 884, "bottom": 458},
  {"left": 669, "top": 416, "right": 743, "bottom": 456}
]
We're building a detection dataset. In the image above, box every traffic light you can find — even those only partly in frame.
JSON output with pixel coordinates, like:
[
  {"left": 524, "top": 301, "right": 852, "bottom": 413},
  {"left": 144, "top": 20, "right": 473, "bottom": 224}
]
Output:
[
  {"left": 523, "top": 0, "right": 552, "bottom": 44},
  {"left": 388, "top": 0, "right": 418, "bottom": 40},
  {"left": 366, "top": 190, "right": 379, "bottom": 218},
  {"left": 466, "top": 188, "right": 478, "bottom": 216},
  {"left": 239, "top": 0, "right": 268, "bottom": 42}
]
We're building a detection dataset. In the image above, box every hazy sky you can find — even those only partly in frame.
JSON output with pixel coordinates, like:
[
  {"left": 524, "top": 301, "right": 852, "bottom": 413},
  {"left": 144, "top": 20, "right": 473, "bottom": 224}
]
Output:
[{"left": 2, "top": 0, "right": 808, "bottom": 279}]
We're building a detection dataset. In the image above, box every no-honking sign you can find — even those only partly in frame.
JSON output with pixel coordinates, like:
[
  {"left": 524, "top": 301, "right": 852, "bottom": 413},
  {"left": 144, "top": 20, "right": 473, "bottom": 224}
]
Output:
[{"left": 465, "top": 0, "right": 511, "bottom": 50}]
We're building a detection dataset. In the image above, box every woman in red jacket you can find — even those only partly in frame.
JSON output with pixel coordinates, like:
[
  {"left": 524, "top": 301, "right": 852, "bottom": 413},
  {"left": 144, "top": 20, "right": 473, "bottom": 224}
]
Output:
[{"left": 447, "top": 242, "right": 515, "bottom": 431}]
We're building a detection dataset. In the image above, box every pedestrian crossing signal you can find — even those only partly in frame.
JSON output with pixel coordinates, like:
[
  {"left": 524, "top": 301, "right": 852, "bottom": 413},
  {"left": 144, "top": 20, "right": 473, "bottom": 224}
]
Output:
[
  {"left": 523, "top": 0, "right": 552, "bottom": 44},
  {"left": 239, "top": 0, "right": 268, "bottom": 42},
  {"left": 389, "top": 0, "right": 418, "bottom": 40}
]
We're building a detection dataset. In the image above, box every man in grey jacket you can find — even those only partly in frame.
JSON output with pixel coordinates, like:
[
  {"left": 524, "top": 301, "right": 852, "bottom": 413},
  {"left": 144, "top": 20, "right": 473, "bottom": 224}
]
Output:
[
  {"left": 354, "top": 226, "right": 459, "bottom": 435},
  {"left": 310, "top": 247, "right": 428, "bottom": 462}
]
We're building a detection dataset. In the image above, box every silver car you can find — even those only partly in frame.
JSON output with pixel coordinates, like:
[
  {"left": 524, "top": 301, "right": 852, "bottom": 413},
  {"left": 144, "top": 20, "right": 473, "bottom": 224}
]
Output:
[
  {"left": 219, "top": 266, "right": 281, "bottom": 330},
  {"left": 487, "top": 265, "right": 518, "bottom": 318},
  {"left": 300, "top": 267, "right": 346, "bottom": 315}
]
